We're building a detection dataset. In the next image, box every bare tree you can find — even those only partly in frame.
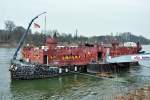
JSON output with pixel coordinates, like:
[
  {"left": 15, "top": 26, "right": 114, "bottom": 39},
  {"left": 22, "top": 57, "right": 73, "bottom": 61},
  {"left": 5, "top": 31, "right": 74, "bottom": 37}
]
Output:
[
  {"left": 4, "top": 20, "right": 15, "bottom": 42},
  {"left": 5, "top": 20, "right": 15, "bottom": 33}
]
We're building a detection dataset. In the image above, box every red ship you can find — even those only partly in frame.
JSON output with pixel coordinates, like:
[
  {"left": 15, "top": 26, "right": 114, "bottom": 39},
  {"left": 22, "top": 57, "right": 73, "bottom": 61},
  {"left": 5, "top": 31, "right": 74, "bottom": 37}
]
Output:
[
  {"left": 9, "top": 13, "right": 142, "bottom": 79},
  {"left": 10, "top": 37, "right": 142, "bottom": 79},
  {"left": 22, "top": 37, "right": 141, "bottom": 67}
]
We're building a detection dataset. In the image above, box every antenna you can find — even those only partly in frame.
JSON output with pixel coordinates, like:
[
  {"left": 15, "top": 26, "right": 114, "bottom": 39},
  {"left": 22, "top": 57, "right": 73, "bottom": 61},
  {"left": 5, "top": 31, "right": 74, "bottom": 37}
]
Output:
[{"left": 75, "top": 29, "right": 78, "bottom": 38}]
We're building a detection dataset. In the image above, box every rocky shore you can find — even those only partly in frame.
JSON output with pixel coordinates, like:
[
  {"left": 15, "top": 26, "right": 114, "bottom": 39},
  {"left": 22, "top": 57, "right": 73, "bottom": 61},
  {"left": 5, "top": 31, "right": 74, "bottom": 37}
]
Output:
[{"left": 115, "top": 85, "right": 150, "bottom": 100}]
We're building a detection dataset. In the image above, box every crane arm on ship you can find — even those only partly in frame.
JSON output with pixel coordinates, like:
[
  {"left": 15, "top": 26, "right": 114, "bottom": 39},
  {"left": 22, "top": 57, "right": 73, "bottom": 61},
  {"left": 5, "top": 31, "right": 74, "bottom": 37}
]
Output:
[{"left": 12, "top": 12, "right": 46, "bottom": 60}]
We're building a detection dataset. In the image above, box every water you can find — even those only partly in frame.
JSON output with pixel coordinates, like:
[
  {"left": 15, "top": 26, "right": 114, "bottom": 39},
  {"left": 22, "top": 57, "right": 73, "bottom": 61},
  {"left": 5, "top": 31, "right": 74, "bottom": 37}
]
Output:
[{"left": 0, "top": 46, "right": 150, "bottom": 100}]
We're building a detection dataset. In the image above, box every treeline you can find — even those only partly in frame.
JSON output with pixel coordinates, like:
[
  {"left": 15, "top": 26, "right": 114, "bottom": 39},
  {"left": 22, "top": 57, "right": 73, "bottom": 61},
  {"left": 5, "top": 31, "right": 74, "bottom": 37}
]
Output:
[
  {"left": 0, "top": 20, "right": 47, "bottom": 46},
  {"left": 0, "top": 20, "right": 150, "bottom": 47},
  {"left": 88, "top": 33, "right": 150, "bottom": 44},
  {"left": 57, "top": 32, "right": 150, "bottom": 45}
]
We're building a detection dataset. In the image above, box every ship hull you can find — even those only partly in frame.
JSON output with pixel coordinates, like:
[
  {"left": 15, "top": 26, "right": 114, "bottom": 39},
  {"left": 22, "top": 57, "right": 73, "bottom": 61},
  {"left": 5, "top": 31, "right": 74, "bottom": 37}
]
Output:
[
  {"left": 9, "top": 60, "right": 139, "bottom": 80},
  {"left": 9, "top": 60, "right": 68, "bottom": 80},
  {"left": 87, "top": 62, "right": 138, "bottom": 74}
]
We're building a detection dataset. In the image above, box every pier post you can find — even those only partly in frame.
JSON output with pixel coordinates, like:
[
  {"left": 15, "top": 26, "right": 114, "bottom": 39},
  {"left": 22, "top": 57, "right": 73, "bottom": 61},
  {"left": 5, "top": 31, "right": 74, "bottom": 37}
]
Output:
[
  {"left": 75, "top": 66, "right": 77, "bottom": 71},
  {"left": 47, "top": 55, "right": 49, "bottom": 66},
  {"left": 59, "top": 68, "right": 62, "bottom": 73},
  {"left": 65, "top": 68, "right": 68, "bottom": 72}
]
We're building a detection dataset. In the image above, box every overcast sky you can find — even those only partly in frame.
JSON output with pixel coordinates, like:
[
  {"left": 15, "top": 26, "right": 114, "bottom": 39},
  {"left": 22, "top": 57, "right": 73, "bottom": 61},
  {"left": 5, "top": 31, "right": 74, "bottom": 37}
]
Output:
[{"left": 0, "top": 0, "right": 150, "bottom": 37}]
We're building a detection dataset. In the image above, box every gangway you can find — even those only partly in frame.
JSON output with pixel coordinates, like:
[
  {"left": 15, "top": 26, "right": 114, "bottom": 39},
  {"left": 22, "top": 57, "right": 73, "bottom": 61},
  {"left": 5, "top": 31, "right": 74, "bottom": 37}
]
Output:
[{"left": 106, "top": 53, "right": 150, "bottom": 67}]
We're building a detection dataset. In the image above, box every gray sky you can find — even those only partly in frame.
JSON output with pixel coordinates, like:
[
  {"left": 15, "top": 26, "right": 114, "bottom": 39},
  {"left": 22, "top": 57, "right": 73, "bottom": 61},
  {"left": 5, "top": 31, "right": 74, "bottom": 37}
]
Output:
[{"left": 0, "top": 0, "right": 150, "bottom": 37}]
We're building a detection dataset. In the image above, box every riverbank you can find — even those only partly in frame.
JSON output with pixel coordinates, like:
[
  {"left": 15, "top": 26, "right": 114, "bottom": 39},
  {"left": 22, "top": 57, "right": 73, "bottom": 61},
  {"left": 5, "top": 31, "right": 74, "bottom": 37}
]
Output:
[
  {"left": 115, "top": 85, "right": 150, "bottom": 100},
  {"left": 0, "top": 43, "right": 17, "bottom": 48}
]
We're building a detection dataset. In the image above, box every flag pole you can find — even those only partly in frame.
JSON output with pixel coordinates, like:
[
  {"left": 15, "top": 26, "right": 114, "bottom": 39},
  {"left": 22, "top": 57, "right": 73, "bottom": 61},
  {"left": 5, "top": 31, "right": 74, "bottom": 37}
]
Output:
[{"left": 44, "top": 15, "right": 46, "bottom": 34}]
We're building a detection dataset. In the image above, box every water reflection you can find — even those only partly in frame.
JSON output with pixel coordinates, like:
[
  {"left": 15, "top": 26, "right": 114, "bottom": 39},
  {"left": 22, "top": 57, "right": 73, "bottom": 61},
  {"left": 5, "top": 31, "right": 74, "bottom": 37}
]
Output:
[
  {"left": 10, "top": 71, "right": 149, "bottom": 100},
  {"left": 10, "top": 74, "right": 100, "bottom": 100}
]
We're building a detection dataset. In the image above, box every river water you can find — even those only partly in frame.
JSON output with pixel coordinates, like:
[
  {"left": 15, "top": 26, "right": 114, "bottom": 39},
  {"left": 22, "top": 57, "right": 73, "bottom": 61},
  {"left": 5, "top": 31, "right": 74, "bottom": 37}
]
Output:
[{"left": 0, "top": 46, "right": 150, "bottom": 100}]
